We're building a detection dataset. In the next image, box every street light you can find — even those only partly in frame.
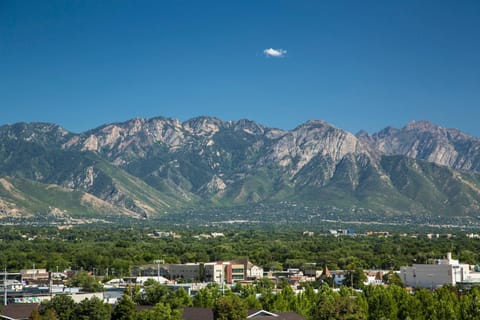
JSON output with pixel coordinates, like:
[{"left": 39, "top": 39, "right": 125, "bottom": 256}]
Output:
[{"left": 154, "top": 260, "right": 163, "bottom": 283}]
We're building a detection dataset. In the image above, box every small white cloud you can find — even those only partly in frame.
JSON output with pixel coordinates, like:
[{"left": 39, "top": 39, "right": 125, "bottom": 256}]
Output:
[{"left": 263, "top": 48, "right": 287, "bottom": 58}]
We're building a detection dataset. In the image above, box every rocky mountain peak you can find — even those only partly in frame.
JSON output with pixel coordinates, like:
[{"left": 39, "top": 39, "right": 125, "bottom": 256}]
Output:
[
  {"left": 263, "top": 119, "right": 375, "bottom": 176},
  {"left": 373, "top": 126, "right": 399, "bottom": 139},
  {"left": 296, "top": 119, "right": 331, "bottom": 130},
  {"left": 0, "top": 122, "right": 71, "bottom": 146},
  {"left": 4, "top": 116, "right": 480, "bottom": 218},
  {"left": 183, "top": 116, "right": 223, "bottom": 136},
  {"left": 231, "top": 119, "right": 266, "bottom": 135},
  {"left": 403, "top": 120, "right": 472, "bottom": 141},
  {"left": 355, "top": 130, "right": 374, "bottom": 143},
  {"left": 370, "top": 121, "right": 480, "bottom": 172},
  {"left": 404, "top": 120, "right": 439, "bottom": 131}
]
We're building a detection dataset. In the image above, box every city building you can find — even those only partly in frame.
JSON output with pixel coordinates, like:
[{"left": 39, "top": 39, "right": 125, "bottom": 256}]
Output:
[
  {"left": 203, "top": 262, "right": 225, "bottom": 283},
  {"left": 132, "top": 264, "right": 169, "bottom": 278},
  {"left": 168, "top": 263, "right": 201, "bottom": 281},
  {"left": 20, "top": 269, "right": 49, "bottom": 284},
  {"left": 133, "top": 259, "right": 262, "bottom": 284},
  {"left": 400, "top": 252, "right": 475, "bottom": 289},
  {"left": 225, "top": 263, "right": 245, "bottom": 283}
]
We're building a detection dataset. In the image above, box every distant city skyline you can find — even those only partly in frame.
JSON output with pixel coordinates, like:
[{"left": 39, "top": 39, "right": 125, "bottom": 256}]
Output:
[{"left": 1, "top": 0, "right": 479, "bottom": 136}]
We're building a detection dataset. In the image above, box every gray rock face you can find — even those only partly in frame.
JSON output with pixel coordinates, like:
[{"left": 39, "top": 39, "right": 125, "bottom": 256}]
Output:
[
  {"left": 262, "top": 120, "right": 376, "bottom": 176},
  {"left": 2, "top": 116, "right": 480, "bottom": 218},
  {"left": 362, "top": 121, "right": 480, "bottom": 172},
  {"left": 77, "top": 117, "right": 374, "bottom": 174}
]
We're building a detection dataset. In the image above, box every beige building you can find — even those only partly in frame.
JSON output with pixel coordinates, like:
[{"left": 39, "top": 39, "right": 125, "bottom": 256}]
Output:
[
  {"left": 21, "top": 268, "right": 49, "bottom": 283},
  {"left": 203, "top": 262, "right": 225, "bottom": 283},
  {"left": 132, "top": 259, "right": 263, "bottom": 284}
]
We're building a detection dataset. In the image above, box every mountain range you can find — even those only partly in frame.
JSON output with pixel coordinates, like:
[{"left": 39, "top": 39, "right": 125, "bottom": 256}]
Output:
[{"left": 1, "top": 117, "right": 480, "bottom": 219}]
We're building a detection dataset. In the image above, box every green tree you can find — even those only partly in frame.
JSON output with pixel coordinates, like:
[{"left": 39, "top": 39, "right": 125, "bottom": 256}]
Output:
[
  {"left": 137, "top": 302, "right": 182, "bottom": 320},
  {"left": 31, "top": 308, "right": 41, "bottom": 320},
  {"left": 139, "top": 281, "right": 169, "bottom": 305},
  {"left": 339, "top": 287, "right": 368, "bottom": 320},
  {"left": 69, "top": 271, "right": 103, "bottom": 292},
  {"left": 388, "top": 284, "right": 413, "bottom": 320},
  {"left": 255, "top": 278, "right": 275, "bottom": 293},
  {"left": 342, "top": 268, "right": 367, "bottom": 289},
  {"left": 294, "top": 284, "right": 318, "bottom": 318},
  {"left": 460, "top": 287, "right": 480, "bottom": 320},
  {"left": 364, "top": 285, "right": 397, "bottom": 320},
  {"left": 41, "top": 295, "right": 76, "bottom": 320},
  {"left": 259, "top": 289, "right": 276, "bottom": 311},
  {"left": 413, "top": 288, "right": 437, "bottom": 320},
  {"left": 312, "top": 293, "right": 337, "bottom": 320},
  {"left": 41, "top": 309, "right": 59, "bottom": 320},
  {"left": 72, "top": 296, "right": 111, "bottom": 320},
  {"left": 112, "top": 294, "right": 136, "bottom": 320},
  {"left": 435, "top": 286, "right": 459, "bottom": 320},
  {"left": 167, "top": 288, "right": 192, "bottom": 309},
  {"left": 312, "top": 287, "right": 367, "bottom": 320},
  {"left": 244, "top": 294, "right": 262, "bottom": 310},
  {"left": 383, "top": 271, "right": 404, "bottom": 287},
  {"left": 214, "top": 295, "right": 248, "bottom": 320},
  {"left": 273, "top": 285, "right": 295, "bottom": 312},
  {"left": 193, "top": 284, "right": 222, "bottom": 308}
]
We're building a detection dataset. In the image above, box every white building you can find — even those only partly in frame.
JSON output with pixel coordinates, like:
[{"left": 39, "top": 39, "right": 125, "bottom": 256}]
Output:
[
  {"left": 135, "top": 276, "right": 169, "bottom": 285},
  {"left": 400, "top": 252, "right": 469, "bottom": 289},
  {"left": 247, "top": 265, "right": 264, "bottom": 279},
  {"left": 203, "top": 262, "right": 225, "bottom": 284}
]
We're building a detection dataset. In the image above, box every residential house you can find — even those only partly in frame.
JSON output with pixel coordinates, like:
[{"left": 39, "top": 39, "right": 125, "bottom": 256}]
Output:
[
  {"left": 179, "top": 308, "right": 305, "bottom": 320},
  {"left": 183, "top": 307, "right": 214, "bottom": 320},
  {"left": 0, "top": 303, "right": 39, "bottom": 320},
  {"left": 247, "top": 310, "right": 306, "bottom": 320}
]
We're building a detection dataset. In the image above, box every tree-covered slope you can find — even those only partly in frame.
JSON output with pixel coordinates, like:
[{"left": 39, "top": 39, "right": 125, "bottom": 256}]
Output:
[{"left": 1, "top": 117, "right": 480, "bottom": 218}]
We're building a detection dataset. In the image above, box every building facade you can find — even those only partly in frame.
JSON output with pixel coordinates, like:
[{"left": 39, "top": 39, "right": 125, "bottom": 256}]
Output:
[
  {"left": 400, "top": 252, "right": 469, "bottom": 289},
  {"left": 132, "top": 259, "right": 262, "bottom": 284}
]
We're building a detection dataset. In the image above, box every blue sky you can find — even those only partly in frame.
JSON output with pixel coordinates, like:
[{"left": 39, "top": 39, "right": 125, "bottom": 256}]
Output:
[{"left": 1, "top": 1, "right": 479, "bottom": 136}]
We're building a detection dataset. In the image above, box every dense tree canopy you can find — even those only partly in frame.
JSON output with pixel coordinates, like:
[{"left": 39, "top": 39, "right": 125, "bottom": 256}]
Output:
[
  {"left": 1, "top": 226, "right": 479, "bottom": 276},
  {"left": 4, "top": 225, "right": 480, "bottom": 319}
]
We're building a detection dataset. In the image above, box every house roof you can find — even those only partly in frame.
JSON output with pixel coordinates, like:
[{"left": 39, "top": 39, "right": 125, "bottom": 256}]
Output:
[
  {"left": 0, "top": 304, "right": 39, "bottom": 320},
  {"left": 247, "top": 310, "right": 307, "bottom": 320},
  {"left": 136, "top": 306, "right": 213, "bottom": 320},
  {"left": 183, "top": 307, "right": 214, "bottom": 320},
  {"left": 133, "top": 306, "right": 302, "bottom": 320}
]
